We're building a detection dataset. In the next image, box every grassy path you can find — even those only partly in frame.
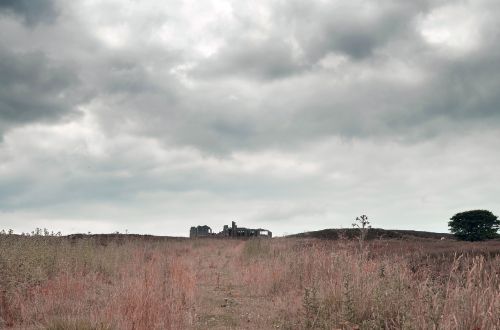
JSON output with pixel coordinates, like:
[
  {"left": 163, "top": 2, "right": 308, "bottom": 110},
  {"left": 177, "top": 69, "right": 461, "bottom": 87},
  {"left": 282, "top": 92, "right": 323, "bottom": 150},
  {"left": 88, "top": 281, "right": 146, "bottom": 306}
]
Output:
[{"left": 193, "top": 240, "right": 279, "bottom": 330}]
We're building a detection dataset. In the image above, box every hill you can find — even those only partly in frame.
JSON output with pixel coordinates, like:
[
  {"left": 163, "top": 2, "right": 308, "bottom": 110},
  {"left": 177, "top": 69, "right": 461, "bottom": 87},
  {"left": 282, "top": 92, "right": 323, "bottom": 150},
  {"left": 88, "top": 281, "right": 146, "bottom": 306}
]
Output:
[{"left": 289, "top": 228, "right": 453, "bottom": 240}]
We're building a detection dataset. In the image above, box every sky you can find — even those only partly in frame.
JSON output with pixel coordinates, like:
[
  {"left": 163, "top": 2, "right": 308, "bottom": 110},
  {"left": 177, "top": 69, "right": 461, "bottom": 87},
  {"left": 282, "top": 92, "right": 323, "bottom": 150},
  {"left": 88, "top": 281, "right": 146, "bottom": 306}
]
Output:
[{"left": 0, "top": 0, "right": 499, "bottom": 237}]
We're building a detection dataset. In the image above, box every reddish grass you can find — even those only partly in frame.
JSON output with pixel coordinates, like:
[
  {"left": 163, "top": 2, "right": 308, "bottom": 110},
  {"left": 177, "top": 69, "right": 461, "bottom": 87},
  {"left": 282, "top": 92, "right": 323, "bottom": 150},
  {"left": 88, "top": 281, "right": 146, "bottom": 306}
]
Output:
[
  {"left": 0, "top": 237, "right": 195, "bottom": 329},
  {"left": 238, "top": 239, "right": 500, "bottom": 329},
  {"left": 1, "top": 235, "right": 499, "bottom": 329}
]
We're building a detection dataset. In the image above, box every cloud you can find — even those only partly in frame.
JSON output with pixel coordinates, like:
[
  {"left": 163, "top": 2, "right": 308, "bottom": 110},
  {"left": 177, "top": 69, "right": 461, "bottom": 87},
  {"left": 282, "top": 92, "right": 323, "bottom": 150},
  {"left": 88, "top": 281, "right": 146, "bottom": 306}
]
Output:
[
  {"left": 192, "top": 0, "right": 431, "bottom": 81},
  {"left": 280, "top": 0, "right": 430, "bottom": 61},
  {"left": 195, "top": 37, "right": 306, "bottom": 80},
  {"left": 0, "top": 0, "right": 58, "bottom": 25},
  {"left": 0, "top": 0, "right": 499, "bottom": 236},
  {"left": 0, "top": 48, "right": 82, "bottom": 136}
]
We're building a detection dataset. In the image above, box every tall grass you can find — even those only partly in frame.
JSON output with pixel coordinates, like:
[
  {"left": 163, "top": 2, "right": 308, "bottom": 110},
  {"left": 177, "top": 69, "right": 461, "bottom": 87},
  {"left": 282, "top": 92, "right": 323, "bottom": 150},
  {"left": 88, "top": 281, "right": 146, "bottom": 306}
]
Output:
[
  {"left": 1, "top": 235, "right": 499, "bottom": 329},
  {"left": 239, "top": 239, "right": 500, "bottom": 329},
  {"left": 0, "top": 235, "right": 195, "bottom": 329}
]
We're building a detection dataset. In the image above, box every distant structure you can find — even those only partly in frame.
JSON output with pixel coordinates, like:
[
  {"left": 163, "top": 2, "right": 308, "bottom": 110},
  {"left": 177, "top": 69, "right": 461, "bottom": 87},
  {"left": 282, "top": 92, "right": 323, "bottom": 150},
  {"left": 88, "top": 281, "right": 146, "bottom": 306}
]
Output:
[
  {"left": 189, "top": 225, "right": 213, "bottom": 238},
  {"left": 221, "top": 221, "right": 272, "bottom": 238},
  {"left": 189, "top": 221, "right": 272, "bottom": 238}
]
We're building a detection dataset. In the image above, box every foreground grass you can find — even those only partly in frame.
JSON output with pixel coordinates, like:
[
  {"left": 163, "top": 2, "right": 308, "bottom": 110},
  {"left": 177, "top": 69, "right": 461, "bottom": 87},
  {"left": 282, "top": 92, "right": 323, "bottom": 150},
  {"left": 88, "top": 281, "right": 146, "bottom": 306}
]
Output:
[
  {"left": 0, "top": 235, "right": 195, "bottom": 329},
  {"left": 240, "top": 239, "right": 500, "bottom": 329},
  {"left": 0, "top": 235, "right": 499, "bottom": 329}
]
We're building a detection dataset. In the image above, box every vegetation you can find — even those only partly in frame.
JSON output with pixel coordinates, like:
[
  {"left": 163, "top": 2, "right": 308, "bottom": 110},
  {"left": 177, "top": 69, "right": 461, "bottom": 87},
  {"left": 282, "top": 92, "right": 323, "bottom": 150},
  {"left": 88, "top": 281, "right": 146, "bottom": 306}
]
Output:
[
  {"left": 449, "top": 210, "right": 500, "bottom": 241},
  {"left": 352, "top": 214, "right": 371, "bottom": 248},
  {"left": 0, "top": 234, "right": 194, "bottom": 329},
  {"left": 1, "top": 232, "right": 499, "bottom": 329}
]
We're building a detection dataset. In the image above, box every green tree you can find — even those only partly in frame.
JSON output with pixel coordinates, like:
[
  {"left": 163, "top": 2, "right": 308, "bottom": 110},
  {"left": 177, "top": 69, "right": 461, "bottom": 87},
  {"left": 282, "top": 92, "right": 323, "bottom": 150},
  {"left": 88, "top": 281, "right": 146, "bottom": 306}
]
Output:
[{"left": 449, "top": 210, "right": 499, "bottom": 241}]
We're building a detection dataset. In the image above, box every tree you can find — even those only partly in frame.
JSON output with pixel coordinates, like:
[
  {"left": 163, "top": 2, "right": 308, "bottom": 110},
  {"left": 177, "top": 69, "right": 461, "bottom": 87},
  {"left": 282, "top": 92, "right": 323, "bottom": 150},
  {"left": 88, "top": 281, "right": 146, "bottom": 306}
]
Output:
[{"left": 449, "top": 210, "right": 500, "bottom": 241}]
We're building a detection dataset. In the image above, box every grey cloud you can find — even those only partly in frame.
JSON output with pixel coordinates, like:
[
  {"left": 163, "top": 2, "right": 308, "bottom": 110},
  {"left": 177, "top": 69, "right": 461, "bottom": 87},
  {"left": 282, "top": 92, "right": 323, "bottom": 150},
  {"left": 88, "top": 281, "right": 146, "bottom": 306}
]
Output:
[
  {"left": 1, "top": 0, "right": 499, "bottom": 236},
  {"left": 193, "top": 0, "right": 430, "bottom": 81},
  {"left": 3, "top": 127, "right": 499, "bottom": 236},
  {"left": 0, "top": 0, "right": 58, "bottom": 25},
  {"left": 0, "top": 49, "right": 82, "bottom": 135},
  {"left": 195, "top": 37, "right": 306, "bottom": 80},
  {"left": 90, "top": 50, "right": 186, "bottom": 95},
  {"left": 428, "top": 54, "right": 500, "bottom": 121},
  {"left": 180, "top": 0, "right": 500, "bottom": 151},
  {"left": 0, "top": 140, "right": 319, "bottom": 211},
  {"left": 373, "top": 49, "right": 500, "bottom": 140},
  {"left": 285, "top": 1, "right": 430, "bottom": 61}
]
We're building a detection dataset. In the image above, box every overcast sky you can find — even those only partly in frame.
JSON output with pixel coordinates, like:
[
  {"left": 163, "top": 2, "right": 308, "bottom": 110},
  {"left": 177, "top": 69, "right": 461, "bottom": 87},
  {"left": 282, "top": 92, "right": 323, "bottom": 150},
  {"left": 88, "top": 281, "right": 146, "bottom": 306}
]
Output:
[{"left": 0, "top": 0, "right": 499, "bottom": 236}]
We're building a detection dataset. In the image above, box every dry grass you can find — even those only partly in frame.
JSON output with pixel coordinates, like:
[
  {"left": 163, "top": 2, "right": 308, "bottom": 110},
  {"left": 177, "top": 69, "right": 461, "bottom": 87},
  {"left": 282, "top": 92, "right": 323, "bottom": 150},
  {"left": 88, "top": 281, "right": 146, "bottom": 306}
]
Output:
[
  {"left": 1, "top": 234, "right": 499, "bottom": 329},
  {"left": 0, "top": 235, "right": 195, "bottom": 329},
  {"left": 238, "top": 239, "right": 500, "bottom": 329}
]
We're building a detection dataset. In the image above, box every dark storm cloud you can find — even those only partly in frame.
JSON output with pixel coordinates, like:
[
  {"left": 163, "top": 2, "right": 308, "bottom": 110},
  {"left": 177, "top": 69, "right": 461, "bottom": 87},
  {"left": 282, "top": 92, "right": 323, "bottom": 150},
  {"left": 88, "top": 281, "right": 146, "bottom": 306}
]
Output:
[
  {"left": 0, "top": 0, "right": 58, "bottom": 25},
  {"left": 0, "top": 49, "right": 81, "bottom": 135}
]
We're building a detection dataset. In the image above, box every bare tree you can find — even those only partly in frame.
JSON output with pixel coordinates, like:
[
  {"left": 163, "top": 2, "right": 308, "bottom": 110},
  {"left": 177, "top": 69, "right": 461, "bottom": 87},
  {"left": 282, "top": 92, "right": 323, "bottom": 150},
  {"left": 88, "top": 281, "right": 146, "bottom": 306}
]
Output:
[{"left": 352, "top": 215, "right": 371, "bottom": 248}]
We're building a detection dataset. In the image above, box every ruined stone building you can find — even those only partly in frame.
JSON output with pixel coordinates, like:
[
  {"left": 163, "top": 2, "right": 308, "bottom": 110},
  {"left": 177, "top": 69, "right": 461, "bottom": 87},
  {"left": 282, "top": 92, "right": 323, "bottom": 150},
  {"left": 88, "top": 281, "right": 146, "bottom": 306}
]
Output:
[
  {"left": 189, "top": 225, "right": 213, "bottom": 238},
  {"left": 220, "top": 221, "right": 272, "bottom": 238},
  {"left": 189, "top": 221, "right": 272, "bottom": 238}
]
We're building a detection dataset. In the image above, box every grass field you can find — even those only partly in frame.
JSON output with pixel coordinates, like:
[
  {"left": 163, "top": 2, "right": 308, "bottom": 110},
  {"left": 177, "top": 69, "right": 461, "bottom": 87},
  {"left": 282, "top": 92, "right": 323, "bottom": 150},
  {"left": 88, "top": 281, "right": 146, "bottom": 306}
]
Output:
[{"left": 0, "top": 234, "right": 499, "bottom": 329}]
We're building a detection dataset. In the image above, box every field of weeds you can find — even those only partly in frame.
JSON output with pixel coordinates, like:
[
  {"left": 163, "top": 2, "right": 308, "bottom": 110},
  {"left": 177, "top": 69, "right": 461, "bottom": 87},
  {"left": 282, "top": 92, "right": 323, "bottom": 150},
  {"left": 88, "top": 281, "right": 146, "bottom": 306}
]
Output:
[{"left": 0, "top": 235, "right": 499, "bottom": 329}]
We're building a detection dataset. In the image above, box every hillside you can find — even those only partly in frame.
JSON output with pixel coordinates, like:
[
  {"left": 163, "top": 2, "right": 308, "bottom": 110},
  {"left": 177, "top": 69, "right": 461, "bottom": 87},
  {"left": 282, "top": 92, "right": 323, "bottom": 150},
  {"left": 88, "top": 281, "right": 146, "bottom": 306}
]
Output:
[{"left": 289, "top": 228, "right": 454, "bottom": 240}]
